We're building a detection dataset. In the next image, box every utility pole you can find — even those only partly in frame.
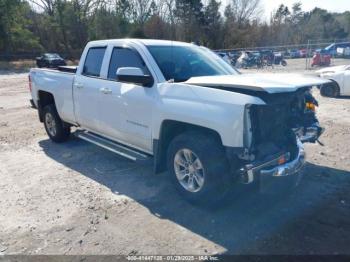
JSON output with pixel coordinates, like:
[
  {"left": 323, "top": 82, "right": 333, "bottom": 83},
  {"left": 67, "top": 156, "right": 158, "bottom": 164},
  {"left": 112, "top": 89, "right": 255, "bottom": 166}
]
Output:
[{"left": 305, "top": 39, "right": 310, "bottom": 70}]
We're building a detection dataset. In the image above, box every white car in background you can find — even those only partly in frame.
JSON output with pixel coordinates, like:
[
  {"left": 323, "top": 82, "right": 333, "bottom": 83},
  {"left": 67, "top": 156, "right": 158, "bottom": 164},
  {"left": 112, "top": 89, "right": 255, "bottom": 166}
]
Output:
[{"left": 317, "top": 65, "right": 350, "bottom": 97}]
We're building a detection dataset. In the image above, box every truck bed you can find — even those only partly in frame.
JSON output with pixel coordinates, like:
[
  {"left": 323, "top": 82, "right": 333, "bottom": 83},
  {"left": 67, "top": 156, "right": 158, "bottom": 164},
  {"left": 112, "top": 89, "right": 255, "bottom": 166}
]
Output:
[
  {"left": 31, "top": 66, "right": 77, "bottom": 75},
  {"left": 30, "top": 67, "right": 77, "bottom": 124}
]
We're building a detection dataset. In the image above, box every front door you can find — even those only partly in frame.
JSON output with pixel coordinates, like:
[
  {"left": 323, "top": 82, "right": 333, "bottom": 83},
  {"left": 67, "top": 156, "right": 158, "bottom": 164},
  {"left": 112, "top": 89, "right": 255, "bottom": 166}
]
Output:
[{"left": 98, "top": 47, "right": 155, "bottom": 152}]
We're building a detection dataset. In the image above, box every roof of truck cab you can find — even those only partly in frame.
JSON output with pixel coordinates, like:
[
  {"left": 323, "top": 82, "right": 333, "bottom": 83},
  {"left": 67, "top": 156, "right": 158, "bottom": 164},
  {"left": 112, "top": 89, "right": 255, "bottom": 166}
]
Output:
[{"left": 87, "top": 39, "right": 193, "bottom": 47}]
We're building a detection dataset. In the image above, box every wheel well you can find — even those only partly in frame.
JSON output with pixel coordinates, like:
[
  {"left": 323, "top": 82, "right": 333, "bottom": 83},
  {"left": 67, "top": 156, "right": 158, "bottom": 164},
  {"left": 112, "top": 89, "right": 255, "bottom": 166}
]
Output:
[
  {"left": 329, "top": 79, "right": 340, "bottom": 91},
  {"left": 153, "top": 120, "right": 223, "bottom": 174},
  {"left": 38, "top": 91, "right": 55, "bottom": 122},
  {"left": 321, "top": 79, "right": 340, "bottom": 97}
]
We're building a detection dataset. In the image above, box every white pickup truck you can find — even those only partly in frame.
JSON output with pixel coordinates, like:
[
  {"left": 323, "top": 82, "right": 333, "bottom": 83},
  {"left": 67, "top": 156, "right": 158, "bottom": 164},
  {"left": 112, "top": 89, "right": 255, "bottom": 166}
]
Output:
[{"left": 29, "top": 39, "right": 329, "bottom": 204}]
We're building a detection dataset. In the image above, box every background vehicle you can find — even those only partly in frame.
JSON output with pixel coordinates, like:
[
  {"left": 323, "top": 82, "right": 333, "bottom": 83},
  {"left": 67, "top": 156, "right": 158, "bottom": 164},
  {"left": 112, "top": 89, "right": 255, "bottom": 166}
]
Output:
[
  {"left": 260, "top": 50, "right": 287, "bottom": 66},
  {"left": 236, "top": 51, "right": 263, "bottom": 68},
  {"left": 336, "top": 47, "right": 350, "bottom": 57},
  {"left": 299, "top": 49, "right": 306, "bottom": 58},
  {"left": 228, "top": 51, "right": 241, "bottom": 66},
  {"left": 216, "top": 51, "right": 242, "bottom": 67},
  {"left": 29, "top": 39, "right": 328, "bottom": 204},
  {"left": 316, "top": 42, "right": 350, "bottom": 56},
  {"left": 289, "top": 49, "right": 300, "bottom": 58},
  {"left": 311, "top": 52, "right": 331, "bottom": 67},
  {"left": 216, "top": 52, "right": 232, "bottom": 65},
  {"left": 317, "top": 64, "right": 350, "bottom": 97},
  {"left": 274, "top": 52, "right": 287, "bottom": 66},
  {"left": 36, "top": 53, "right": 66, "bottom": 68}
]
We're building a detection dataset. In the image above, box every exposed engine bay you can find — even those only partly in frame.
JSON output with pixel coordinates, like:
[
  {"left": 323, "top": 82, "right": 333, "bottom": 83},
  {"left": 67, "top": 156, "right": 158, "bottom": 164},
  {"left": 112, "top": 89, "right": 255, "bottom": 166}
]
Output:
[{"left": 245, "top": 87, "right": 323, "bottom": 162}]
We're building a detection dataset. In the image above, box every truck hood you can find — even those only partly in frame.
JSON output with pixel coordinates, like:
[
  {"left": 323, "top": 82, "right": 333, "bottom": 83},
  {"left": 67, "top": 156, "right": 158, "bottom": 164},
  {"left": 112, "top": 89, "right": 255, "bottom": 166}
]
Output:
[
  {"left": 185, "top": 73, "right": 330, "bottom": 94},
  {"left": 316, "top": 65, "right": 350, "bottom": 74}
]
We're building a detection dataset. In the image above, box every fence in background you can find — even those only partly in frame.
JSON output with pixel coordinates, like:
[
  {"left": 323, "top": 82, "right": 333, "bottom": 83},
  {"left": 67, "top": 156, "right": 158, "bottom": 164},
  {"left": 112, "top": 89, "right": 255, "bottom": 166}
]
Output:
[
  {"left": 215, "top": 38, "right": 350, "bottom": 52},
  {"left": 1, "top": 38, "right": 350, "bottom": 70},
  {"left": 214, "top": 38, "right": 350, "bottom": 70}
]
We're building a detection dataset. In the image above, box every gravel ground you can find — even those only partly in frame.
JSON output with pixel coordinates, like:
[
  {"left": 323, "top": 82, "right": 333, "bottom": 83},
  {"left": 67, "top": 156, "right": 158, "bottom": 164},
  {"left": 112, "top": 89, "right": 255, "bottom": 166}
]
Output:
[{"left": 0, "top": 59, "right": 350, "bottom": 255}]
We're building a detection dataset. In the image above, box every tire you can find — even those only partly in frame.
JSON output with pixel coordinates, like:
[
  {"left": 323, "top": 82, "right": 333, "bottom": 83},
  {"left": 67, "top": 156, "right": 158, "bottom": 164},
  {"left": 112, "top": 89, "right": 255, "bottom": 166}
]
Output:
[
  {"left": 281, "top": 60, "right": 287, "bottom": 66},
  {"left": 166, "top": 131, "right": 232, "bottom": 205},
  {"left": 320, "top": 82, "right": 340, "bottom": 98},
  {"left": 43, "top": 104, "right": 71, "bottom": 143}
]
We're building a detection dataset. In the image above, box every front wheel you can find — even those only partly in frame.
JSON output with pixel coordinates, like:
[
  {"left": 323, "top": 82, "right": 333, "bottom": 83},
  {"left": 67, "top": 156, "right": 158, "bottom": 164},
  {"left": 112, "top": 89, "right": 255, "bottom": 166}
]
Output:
[
  {"left": 43, "top": 104, "right": 71, "bottom": 143},
  {"left": 167, "top": 131, "right": 232, "bottom": 205}
]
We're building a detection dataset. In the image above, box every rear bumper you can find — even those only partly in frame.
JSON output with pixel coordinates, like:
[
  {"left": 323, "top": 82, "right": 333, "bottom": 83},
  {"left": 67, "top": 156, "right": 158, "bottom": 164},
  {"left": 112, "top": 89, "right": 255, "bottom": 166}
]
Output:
[{"left": 240, "top": 139, "right": 305, "bottom": 191}]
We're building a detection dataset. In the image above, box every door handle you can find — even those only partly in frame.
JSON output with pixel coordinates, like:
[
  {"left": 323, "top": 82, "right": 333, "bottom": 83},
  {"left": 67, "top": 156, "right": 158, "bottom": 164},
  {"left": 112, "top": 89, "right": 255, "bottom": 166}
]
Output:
[
  {"left": 99, "top": 87, "right": 112, "bottom": 94},
  {"left": 74, "top": 82, "right": 84, "bottom": 89}
]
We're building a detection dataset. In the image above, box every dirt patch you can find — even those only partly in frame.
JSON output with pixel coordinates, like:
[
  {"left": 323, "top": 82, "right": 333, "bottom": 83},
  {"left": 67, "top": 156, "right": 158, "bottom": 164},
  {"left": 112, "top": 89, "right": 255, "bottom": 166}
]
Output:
[{"left": 0, "top": 68, "right": 350, "bottom": 255}]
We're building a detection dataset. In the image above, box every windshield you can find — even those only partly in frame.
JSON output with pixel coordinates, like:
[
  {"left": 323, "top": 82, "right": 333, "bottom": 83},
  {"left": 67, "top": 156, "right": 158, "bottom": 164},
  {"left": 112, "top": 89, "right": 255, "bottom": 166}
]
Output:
[{"left": 147, "top": 45, "right": 239, "bottom": 82}]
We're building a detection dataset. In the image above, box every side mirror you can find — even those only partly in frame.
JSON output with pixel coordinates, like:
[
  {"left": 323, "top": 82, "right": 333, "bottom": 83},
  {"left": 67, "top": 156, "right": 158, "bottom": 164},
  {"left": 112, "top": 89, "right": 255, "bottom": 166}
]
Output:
[{"left": 116, "top": 67, "right": 153, "bottom": 87}]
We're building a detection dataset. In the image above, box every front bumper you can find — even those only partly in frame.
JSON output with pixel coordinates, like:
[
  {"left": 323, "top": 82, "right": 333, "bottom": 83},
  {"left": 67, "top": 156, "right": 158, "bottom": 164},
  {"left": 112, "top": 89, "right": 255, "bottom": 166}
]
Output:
[
  {"left": 240, "top": 139, "right": 305, "bottom": 192},
  {"left": 294, "top": 122, "right": 324, "bottom": 143}
]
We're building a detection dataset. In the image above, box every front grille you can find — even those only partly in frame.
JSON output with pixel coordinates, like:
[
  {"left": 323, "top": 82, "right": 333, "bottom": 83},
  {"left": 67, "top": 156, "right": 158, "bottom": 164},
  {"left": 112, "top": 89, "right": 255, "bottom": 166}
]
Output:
[
  {"left": 250, "top": 104, "right": 298, "bottom": 159},
  {"left": 251, "top": 104, "right": 291, "bottom": 141}
]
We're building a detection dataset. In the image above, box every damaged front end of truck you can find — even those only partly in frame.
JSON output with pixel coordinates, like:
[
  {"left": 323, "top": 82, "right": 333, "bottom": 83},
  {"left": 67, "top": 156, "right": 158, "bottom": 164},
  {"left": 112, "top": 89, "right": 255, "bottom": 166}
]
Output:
[
  {"left": 239, "top": 86, "right": 324, "bottom": 191},
  {"left": 186, "top": 73, "right": 330, "bottom": 191}
]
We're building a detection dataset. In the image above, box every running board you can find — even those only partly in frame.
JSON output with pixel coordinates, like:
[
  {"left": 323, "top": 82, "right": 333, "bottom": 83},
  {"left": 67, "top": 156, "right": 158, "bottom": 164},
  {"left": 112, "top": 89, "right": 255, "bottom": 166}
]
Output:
[{"left": 75, "top": 130, "right": 151, "bottom": 162}]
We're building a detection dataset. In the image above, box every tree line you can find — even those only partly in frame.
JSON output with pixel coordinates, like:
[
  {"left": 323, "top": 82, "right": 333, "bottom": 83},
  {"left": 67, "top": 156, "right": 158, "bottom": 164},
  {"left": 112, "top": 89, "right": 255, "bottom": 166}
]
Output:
[{"left": 1, "top": 0, "right": 350, "bottom": 58}]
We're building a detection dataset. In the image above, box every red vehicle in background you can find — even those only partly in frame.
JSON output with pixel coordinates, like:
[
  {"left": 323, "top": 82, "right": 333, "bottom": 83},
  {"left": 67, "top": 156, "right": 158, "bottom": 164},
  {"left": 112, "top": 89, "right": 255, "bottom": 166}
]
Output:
[{"left": 311, "top": 52, "right": 331, "bottom": 67}]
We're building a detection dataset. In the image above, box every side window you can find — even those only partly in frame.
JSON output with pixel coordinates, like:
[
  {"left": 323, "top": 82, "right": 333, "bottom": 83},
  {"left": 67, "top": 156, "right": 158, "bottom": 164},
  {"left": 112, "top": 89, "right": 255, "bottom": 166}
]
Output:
[
  {"left": 83, "top": 47, "right": 106, "bottom": 77},
  {"left": 107, "top": 48, "right": 150, "bottom": 80}
]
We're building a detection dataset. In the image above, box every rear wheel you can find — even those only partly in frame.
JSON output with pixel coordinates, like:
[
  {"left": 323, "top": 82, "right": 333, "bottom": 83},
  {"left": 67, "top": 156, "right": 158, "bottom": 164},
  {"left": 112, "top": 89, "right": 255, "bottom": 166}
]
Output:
[
  {"left": 320, "top": 82, "right": 340, "bottom": 97},
  {"left": 43, "top": 104, "right": 71, "bottom": 143},
  {"left": 167, "top": 131, "right": 232, "bottom": 205}
]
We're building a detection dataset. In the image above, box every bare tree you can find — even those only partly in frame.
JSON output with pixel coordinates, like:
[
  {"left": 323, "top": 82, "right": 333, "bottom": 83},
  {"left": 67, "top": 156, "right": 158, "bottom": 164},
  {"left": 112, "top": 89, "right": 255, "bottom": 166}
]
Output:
[
  {"left": 158, "top": 0, "right": 175, "bottom": 22},
  {"left": 226, "top": 0, "right": 262, "bottom": 26},
  {"left": 28, "top": 0, "right": 55, "bottom": 15},
  {"left": 129, "top": 0, "right": 155, "bottom": 25},
  {"left": 158, "top": 0, "right": 176, "bottom": 38}
]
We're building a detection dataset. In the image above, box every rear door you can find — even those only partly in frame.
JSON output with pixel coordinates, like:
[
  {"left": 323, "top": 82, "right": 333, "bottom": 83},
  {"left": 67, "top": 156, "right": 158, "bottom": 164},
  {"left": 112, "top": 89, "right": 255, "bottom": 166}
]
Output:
[
  {"left": 98, "top": 46, "right": 155, "bottom": 152},
  {"left": 74, "top": 46, "right": 107, "bottom": 132}
]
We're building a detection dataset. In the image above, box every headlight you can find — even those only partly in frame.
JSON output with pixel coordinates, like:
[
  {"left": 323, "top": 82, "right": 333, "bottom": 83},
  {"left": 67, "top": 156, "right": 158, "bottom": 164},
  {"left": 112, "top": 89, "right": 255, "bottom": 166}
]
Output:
[{"left": 305, "top": 102, "right": 316, "bottom": 112}]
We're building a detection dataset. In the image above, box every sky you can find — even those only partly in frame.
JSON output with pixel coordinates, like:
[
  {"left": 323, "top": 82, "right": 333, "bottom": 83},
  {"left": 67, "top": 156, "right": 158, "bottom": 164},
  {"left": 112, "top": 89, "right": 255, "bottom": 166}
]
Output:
[{"left": 261, "top": 0, "right": 350, "bottom": 17}]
